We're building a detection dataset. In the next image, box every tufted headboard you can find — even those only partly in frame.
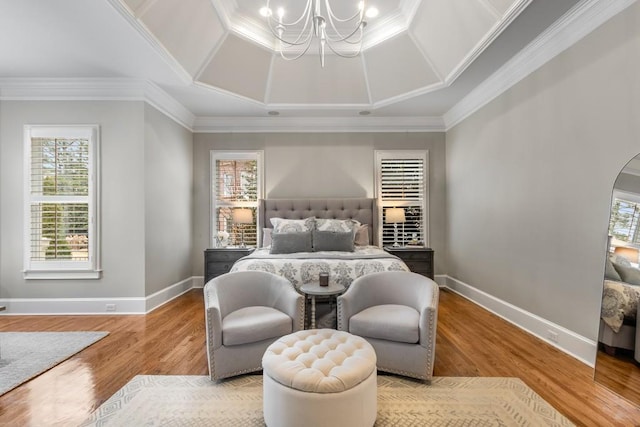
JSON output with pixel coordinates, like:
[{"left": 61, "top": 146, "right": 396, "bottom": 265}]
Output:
[{"left": 259, "top": 198, "right": 379, "bottom": 246}]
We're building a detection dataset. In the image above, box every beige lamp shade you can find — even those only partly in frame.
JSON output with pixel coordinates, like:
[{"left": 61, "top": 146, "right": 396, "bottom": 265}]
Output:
[
  {"left": 385, "top": 208, "right": 406, "bottom": 224},
  {"left": 613, "top": 245, "right": 640, "bottom": 263},
  {"left": 232, "top": 208, "right": 253, "bottom": 224}
]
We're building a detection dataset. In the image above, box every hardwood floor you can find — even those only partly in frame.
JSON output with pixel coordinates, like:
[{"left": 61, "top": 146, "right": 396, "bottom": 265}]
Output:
[{"left": 0, "top": 287, "right": 639, "bottom": 426}]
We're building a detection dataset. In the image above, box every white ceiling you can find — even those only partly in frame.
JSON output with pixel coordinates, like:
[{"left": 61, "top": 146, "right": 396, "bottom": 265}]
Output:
[{"left": 0, "top": 0, "right": 588, "bottom": 124}]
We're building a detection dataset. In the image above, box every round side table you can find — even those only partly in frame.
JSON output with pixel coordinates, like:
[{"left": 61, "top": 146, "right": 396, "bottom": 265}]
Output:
[{"left": 299, "top": 283, "right": 345, "bottom": 329}]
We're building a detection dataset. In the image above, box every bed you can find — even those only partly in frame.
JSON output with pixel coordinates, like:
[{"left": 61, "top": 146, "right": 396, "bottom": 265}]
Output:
[
  {"left": 599, "top": 254, "right": 640, "bottom": 357},
  {"left": 229, "top": 198, "right": 410, "bottom": 290}
]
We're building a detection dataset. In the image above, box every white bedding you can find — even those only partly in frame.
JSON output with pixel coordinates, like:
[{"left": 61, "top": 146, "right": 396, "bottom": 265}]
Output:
[
  {"left": 601, "top": 279, "right": 640, "bottom": 333},
  {"left": 230, "top": 246, "right": 409, "bottom": 290}
]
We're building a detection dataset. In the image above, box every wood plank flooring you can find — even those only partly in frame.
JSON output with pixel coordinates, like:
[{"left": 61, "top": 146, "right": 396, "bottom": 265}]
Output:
[{"left": 0, "top": 288, "right": 639, "bottom": 426}]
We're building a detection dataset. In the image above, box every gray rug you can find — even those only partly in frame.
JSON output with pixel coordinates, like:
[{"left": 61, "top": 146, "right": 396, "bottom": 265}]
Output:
[
  {"left": 82, "top": 374, "right": 574, "bottom": 426},
  {"left": 0, "top": 331, "right": 108, "bottom": 396}
]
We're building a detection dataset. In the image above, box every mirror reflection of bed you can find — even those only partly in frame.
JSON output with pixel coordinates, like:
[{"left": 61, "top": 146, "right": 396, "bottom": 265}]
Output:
[{"left": 595, "top": 153, "right": 640, "bottom": 405}]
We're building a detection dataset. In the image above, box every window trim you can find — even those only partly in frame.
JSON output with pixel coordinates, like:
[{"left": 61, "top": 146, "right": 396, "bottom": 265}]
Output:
[
  {"left": 23, "top": 125, "right": 101, "bottom": 280},
  {"left": 210, "top": 150, "right": 264, "bottom": 247},
  {"left": 375, "top": 150, "right": 429, "bottom": 248}
]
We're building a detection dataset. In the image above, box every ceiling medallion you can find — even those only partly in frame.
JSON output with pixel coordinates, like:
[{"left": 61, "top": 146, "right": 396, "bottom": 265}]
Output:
[{"left": 260, "top": 0, "right": 379, "bottom": 68}]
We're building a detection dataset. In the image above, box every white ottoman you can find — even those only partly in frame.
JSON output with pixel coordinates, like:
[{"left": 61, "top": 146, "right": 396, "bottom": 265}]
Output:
[{"left": 262, "top": 329, "right": 377, "bottom": 427}]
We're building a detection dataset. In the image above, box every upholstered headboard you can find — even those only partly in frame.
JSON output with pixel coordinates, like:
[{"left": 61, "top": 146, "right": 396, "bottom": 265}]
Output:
[{"left": 259, "top": 198, "right": 379, "bottom": 246}]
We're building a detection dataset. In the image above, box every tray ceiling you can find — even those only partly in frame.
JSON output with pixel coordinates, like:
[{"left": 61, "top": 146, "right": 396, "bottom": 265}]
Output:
[
  {"left": 0, "top": 0, "right": 589, "bottom": 121},
  {"left": 116, "top": 0, "right": 529, "bottom": 108}
]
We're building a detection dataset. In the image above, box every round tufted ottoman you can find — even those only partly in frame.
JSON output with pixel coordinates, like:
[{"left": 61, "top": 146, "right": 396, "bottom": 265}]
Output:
[{"left": 262, "top": 329, "right": 377, "bottom": 427}]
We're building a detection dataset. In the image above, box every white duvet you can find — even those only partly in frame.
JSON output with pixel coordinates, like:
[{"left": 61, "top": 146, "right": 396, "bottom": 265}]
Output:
[{"left": 230, "top": 246, "right": 409, "bottom": 290}]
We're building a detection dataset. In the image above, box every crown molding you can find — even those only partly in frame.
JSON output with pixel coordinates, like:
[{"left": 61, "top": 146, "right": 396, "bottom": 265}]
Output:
[
  {"left": 192, "top": 116, "right": 445, "bottom": 133},
  {"left": 105, "top": 0, "right": 193, "bottom": 84},
  {"left": 0, "top": 78, "right": 195, "bottom": 131},
  {"left": 143, "top": 82, "right": 196, "bottom": 130},
  {"left": 443, "top": 0, "right": 637, "bottom": 130},
  {"left": 443, "top": 0, "right": 532, "bottom": 85}
]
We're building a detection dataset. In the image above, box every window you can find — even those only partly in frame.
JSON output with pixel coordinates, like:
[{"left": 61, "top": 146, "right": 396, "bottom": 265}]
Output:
[
  {"left": 24, "top": 125, "right": 100, "bottom": 279},
  {"left": 211, "top": 151, "right": 263, "bottom": 247},
  {"left": 375, "top": 150, "right": 428, "bottom": 247},
  {"left": 609, "top": 190, "right": 640, "bottom": 245}
]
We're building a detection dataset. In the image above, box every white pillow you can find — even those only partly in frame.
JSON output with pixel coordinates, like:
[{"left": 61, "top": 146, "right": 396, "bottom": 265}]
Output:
[
  {"left": 270, "top": 217, "right": 316, "bottom": 233},
  {"left": 354, "top": 224, "right": 370, "bottom": 246},
  {"left": 315, "top": 218, "right": 360, "bottom": 233},
  {"left": 261, "top": 228, "right": 273, "bottom": 247}
]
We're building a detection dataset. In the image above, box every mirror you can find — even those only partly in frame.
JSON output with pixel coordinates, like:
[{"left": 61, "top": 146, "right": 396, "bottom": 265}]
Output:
[{"left": 595, "top": 154, "right": 640, "bottom": 405}]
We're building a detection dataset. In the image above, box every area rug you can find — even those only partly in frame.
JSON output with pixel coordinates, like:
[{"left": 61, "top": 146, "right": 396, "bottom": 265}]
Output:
[
  {"left": 82, "top": 374, "right": 574, "bottom": 426},
  {"left": 0, "top": 331, "right": 108, "bottom": 396}
]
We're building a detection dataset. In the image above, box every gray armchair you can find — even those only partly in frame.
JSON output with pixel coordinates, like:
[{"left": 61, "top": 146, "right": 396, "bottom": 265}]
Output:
[
  {"left": 337, "top": 271, "right": 439, "bottom": 381},
  {"left": 204, "top": 271, "right": 305, "bottom": 381}
]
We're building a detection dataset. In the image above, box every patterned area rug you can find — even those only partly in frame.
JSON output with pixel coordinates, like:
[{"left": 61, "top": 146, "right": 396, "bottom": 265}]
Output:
[
  {"left": 0, "top": 331, "right": 108, "bottom": 396},
  {"left": 82, "top": 374, "right": 574, "bottom": 426}
]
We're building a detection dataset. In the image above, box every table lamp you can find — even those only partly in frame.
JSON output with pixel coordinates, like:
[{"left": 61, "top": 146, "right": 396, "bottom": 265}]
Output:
[
  {"left": 385, "top": 208, "right": 405, "bottom": 247},
  {"left": 232, "top": 208, "right": 253, "bottom": 248},
  {"left": 614, "top": 245, "right": 640, "bottom": 264}
]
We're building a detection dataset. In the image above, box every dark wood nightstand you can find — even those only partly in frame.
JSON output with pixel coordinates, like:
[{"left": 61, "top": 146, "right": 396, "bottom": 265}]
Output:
[
  {"left": 384, "top": 246, "right": 434, "bottom": 279},
  {"left": 204, "top": 247, "right": 254, "bottom": 284}
]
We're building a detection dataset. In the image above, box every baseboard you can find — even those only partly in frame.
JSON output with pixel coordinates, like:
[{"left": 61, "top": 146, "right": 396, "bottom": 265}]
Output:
[
  {"left": 434, "top": 274, "right": 447, "bottom": 287},
  {"left": 192, "top": 276, "right": 205, "bottom": 288},
  {"left": 0, "top": 276, "right": 199, "bottom": 315},
  {"left": 145, "top": 277, "right": 195, "bottom": 313},
  {"left": 444, "top": 275, "right": 597, "bottom": 367}
]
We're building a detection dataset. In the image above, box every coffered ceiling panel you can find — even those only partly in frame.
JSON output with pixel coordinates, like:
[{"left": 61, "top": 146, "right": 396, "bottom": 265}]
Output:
[
  {"left": 485, "top": 0, "right": 518, "bottom": 15},
  {"left": 139, "top": 0, "right": 225, "bottom": 76},
  {"left": 198, "top": 34, "right": 272, "bottom": 102},
  {"left": 267, "top": 55, "right": 369, "bottom": 105},
  {"left": 364, "top": 33, "right": 441, "bottom": 103},
  {"left": 410, "top": 0, "right": 500, "bottom": 80}
]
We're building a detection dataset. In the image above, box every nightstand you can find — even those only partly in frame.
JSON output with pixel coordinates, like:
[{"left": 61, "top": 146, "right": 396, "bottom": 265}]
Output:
[
  {"left": 384, "top": 246, "right": 434, "bottom": 279},
  {"left": 204, "top": 247, "right": 254, "bottom": 284}
]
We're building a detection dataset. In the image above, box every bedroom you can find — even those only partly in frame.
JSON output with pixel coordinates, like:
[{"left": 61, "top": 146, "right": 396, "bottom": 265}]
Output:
[{"left": 1, "top": 0, "right": 640, "bottom": 424}]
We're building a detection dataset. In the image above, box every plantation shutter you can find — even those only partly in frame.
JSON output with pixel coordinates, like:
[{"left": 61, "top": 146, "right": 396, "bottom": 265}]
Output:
[
  {"left": 212, "top": 153, "right": 262, "bottom": 247},
  {"left": 609, "top": 197, "right": 640, "bottom": 244},
  {"left": 30, "top": 136, "right": 90, "bottom": 262},
  {"left": 376, "top": 151, "right": 428, "bottom": 247},
  {"left": 24, "top": 125, "right": 100, "bottom": 279}
]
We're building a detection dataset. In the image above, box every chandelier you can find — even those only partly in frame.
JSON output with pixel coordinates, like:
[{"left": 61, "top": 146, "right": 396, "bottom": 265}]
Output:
[{"left": 260, "top": 1, "right": 379, "bottom": 68}]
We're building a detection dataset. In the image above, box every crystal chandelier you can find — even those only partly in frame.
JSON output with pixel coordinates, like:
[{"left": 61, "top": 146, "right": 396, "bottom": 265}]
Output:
[{"left": 260, "top": 1, "right": 379, "bottom": 68}]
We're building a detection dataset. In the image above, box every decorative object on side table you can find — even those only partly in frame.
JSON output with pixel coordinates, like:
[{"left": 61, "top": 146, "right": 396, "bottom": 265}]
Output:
[
  {"left": 384, "top": 246, "right": 434, "bottom": 279},
  {"left": 204, "top": 247, "right": 254, "bottom": 284},
  {"left": 215, "top": 230, "right": 229, "bottom": 248},
  {"left": 319, "top": 272, "right": 329, "bottom": 287}
]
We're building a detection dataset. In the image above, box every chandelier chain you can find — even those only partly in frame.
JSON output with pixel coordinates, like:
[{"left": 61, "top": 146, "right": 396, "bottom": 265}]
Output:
[{"left": 262, "top": 0, "right": 375, "bottom": 67}]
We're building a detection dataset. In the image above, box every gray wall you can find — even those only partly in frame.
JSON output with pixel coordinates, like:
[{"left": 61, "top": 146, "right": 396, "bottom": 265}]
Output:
[
  {"left": 192, "top": 132, "right": 447, "bottom": 277},
  {"left": 144, "top": 104, "right": 193, "bottom": 296},
  {"left": 0, "top": 101, "right": 147, "bottom": 298},
  {"left": 446, "top": 2, "right": 640, "bottom": 339}
]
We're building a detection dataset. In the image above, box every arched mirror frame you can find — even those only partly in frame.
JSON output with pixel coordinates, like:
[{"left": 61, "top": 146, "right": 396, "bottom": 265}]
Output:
[{"left": 594, "top": 153, "right": 640, "bottom": 405}]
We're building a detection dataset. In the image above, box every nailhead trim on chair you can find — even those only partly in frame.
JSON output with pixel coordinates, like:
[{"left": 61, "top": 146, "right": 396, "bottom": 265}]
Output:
[
  {"left": 206, "top": 279, "right": 306, "bottom": 381},
  {"left": 336, "top": 279, "right": 440, "bottom": 381}
]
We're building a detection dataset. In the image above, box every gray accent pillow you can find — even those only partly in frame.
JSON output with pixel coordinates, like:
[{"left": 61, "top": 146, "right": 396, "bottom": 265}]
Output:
[
  {"left": 313, "top": 230, "right": 355, "bottom": 252},
  {"left": 270, "top": 231, "right": 313, "bottom": 254},
  {"left": 612, "top": 263, "right": 640, "bottom": 286},
  {"left": 605, "top": 257, "right": 622, "bottom": 281}
]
